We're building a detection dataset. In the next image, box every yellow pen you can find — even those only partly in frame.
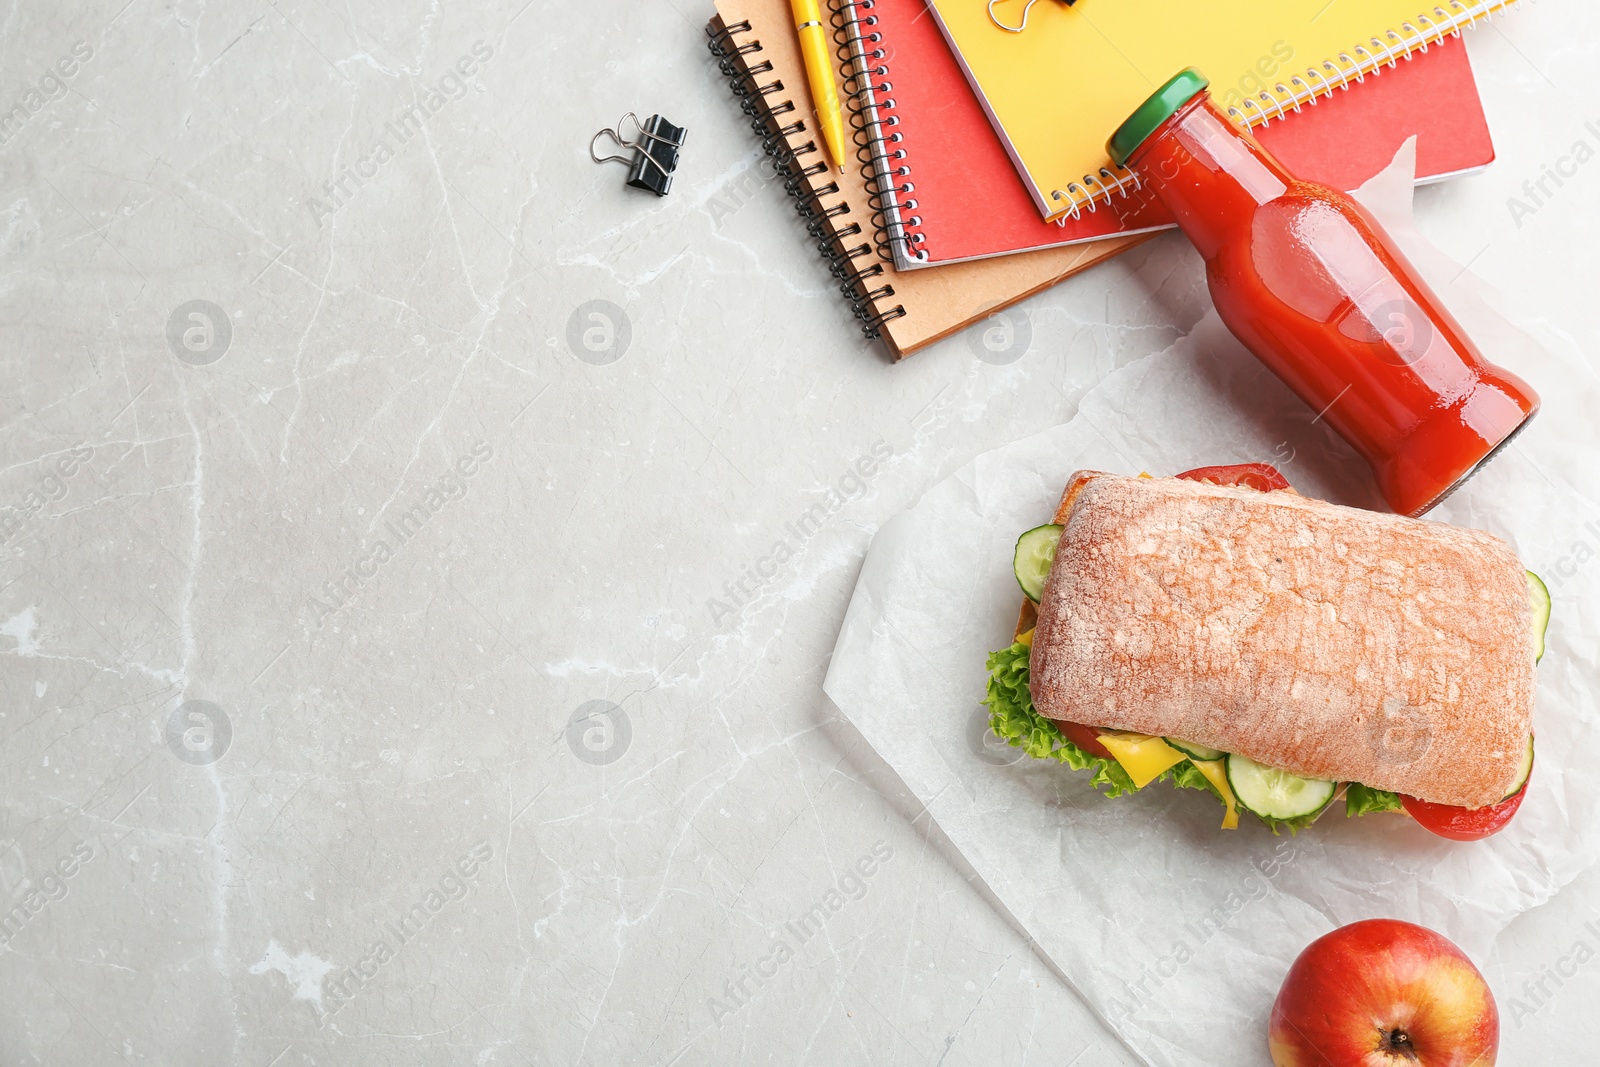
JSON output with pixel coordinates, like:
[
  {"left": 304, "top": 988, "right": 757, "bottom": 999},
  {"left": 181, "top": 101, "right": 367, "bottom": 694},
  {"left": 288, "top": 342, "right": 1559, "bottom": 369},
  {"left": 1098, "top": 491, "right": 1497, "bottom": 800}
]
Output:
[{"left": 789, "top": 0, "right": 847, "bottom": 173}]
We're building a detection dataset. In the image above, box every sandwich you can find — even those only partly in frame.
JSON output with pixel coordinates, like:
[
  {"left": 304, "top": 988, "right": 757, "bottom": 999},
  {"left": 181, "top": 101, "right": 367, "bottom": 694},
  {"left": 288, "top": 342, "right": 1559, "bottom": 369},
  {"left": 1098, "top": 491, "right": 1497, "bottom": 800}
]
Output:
[{"left": 984, "top": 464, "right": 1551, "bottom": 839}]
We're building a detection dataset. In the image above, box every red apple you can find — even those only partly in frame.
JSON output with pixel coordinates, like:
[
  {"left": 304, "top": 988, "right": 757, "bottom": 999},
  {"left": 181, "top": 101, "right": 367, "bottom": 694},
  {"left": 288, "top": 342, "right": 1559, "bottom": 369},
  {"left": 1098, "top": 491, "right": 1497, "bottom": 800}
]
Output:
[{"left": 1269, "top": 919, "right": 1498, "bottom": 1066}]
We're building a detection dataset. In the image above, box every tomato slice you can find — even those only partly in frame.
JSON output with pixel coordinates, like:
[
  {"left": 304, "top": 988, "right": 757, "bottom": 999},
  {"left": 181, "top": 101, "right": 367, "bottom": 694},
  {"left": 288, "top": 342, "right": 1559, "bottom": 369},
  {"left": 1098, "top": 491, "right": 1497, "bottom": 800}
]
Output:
[
  {"left": 1176, "top": 463, "right": 1292, "bottom": 492},
  {"left": 1052, "top": 719, "right": 1114, "bottom": 761},
  {"left": 1400, "top": 777, "right": 1529, "bottom": 842}
]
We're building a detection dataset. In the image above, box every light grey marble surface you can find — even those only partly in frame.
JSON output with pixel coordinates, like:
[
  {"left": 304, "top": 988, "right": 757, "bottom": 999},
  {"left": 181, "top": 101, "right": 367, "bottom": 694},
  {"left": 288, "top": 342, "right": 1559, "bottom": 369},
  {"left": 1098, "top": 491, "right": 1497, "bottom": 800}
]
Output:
[{"left": 1, "top": 1, "right": 1597, "bottom": 1064}]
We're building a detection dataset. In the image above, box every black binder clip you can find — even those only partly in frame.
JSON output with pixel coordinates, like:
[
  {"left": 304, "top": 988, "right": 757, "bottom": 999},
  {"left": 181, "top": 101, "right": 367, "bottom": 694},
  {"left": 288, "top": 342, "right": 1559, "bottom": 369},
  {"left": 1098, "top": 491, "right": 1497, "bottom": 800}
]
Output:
[{"left": 590, "top": 112, "right": 688, "bottom": 197}]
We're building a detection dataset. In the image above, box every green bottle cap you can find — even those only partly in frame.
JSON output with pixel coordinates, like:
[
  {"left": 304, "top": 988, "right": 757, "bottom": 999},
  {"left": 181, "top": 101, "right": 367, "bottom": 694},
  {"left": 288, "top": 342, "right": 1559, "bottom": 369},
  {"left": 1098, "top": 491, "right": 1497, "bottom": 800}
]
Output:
[{"left": 1107, "top": 68, "right": 1210, "bottom": 167}]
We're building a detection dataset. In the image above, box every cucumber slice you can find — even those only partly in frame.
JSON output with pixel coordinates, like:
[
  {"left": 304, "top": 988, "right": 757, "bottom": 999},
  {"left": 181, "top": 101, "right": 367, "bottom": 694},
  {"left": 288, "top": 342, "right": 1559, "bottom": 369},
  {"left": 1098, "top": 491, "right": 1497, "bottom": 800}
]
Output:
[
  {"left": 1504, "top": 735, "right": 1534, "bottom": 800},
  {"left": 1526, "top": 570, "right": 1550, "bottom": 663},
  {"left": 1013, "top": 524, "right": 1064, "bottom": 603},
  {"left": 1166, "top": 738, "right": 1226, "bottom": 762},
  {"left": 1225, "top": 754, "right": 1336, "bottom": 821}
]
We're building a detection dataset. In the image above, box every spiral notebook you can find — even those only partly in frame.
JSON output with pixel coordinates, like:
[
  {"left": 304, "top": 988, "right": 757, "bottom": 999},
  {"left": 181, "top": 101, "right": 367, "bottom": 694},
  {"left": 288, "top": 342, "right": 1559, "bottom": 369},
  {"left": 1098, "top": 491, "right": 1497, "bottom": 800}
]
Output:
[
  {"left": 708, "top": 0, "right": 1145, "bottom": 359},
  {"left": 865, "top": 0, "right": 1494, "bottom": 268},
  {"left": 927, "top": 0, "right": 1520, "bottom": 222}
]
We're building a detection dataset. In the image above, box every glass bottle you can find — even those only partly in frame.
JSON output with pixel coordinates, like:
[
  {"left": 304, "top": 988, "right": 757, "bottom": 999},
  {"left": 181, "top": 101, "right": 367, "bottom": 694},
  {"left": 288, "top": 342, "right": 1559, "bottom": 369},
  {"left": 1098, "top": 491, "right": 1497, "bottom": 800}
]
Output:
[{"left": 1108, "top": 69, "right": 1538, "bottom": 516}]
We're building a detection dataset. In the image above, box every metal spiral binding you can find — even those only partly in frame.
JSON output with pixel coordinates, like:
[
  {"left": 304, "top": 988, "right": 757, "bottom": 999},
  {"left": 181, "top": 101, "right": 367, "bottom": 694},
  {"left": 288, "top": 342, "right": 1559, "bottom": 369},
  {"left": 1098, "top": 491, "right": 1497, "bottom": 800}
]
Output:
[
  {"left": 832, "top": 0, "right": 925, "bottom": 264},
  {"left": 1225, "top": 0, "right": 1528, "bottom": 127},
  {"left": 706, "top": 13, "right": 905, "bottom": 339},
  {"left": 1048, "top": 0, "right": 1527, "bottom": 221},
  {"left": 795, "top": 179, "right": 842, "bottom": 214},
  {"left": 729, "top": 60, "right": 782, "bottom": 103},
  {"left": 706, "top": 19, "right": 753, "bottom": 58}
]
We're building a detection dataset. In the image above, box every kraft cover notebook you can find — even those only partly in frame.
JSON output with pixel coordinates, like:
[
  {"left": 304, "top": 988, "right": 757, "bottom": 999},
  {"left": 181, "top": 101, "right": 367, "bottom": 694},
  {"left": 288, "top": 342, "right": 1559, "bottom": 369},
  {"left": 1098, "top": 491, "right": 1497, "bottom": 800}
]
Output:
[
  {"left": 926, "top": 0, "right": 1520, "bottom": 221},
  {"left": 707, "top": 0, "right": 1144, "bottom": 359},
  {"left": 861, "top": 0, "right": 1494, "bottom": 269}
]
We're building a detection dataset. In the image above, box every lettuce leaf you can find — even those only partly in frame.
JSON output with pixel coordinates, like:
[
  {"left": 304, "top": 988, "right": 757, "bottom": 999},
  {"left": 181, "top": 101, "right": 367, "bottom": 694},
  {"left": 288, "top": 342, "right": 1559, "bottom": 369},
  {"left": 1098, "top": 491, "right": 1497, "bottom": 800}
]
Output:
[
  {"left": 1168, "top": 757, "right": 1218, "bottom": 797},
  {"left": 1344, "top": 782, "right": 1404, "bottom": 817},
  {"left": 985, "top": 641, "right": 1217, "bottom": 801},
  {"left": 983, "top": 640, "right": 1394, "bottom": 834},
  {"left": 984, "top": 641, "right": 1140, "bottom": 797},
  {"left": 1268, "top": 806, "right": 1332, "bottom": 836}
]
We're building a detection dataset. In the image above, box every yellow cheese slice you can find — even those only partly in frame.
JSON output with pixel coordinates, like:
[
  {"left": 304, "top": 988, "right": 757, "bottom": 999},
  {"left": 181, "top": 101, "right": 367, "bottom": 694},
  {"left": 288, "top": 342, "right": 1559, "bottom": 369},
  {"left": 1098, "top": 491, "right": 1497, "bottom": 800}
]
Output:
[
  {"left": 1017, "top": 627, "right": 1035, "bottom": 647},
  {"left": 1192, "top": 759, "right": 1241, "bottom": 831},
  {"left": 1096, "top": 732, "right": 1187, "bottom": 790}
]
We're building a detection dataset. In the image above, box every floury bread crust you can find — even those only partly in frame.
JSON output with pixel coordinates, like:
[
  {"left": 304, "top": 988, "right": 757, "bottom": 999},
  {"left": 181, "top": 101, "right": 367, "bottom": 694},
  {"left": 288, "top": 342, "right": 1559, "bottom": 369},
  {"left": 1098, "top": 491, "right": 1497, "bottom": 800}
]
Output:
[{"left": 1027, "top": 472, "right": 1536, "bottom": 809}]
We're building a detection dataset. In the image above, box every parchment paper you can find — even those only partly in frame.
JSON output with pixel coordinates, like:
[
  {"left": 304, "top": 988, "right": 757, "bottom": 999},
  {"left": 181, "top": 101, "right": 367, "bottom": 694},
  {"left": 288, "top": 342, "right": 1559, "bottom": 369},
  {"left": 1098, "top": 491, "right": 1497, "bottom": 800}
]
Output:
[{"left": 823, "top": 144, "right": 1600, "bottom": 1065}]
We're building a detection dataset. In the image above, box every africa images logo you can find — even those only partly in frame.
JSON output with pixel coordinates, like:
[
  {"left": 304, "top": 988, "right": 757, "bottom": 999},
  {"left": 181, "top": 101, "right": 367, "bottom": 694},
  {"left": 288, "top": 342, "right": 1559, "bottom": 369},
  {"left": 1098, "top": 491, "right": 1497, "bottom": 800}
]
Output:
[
  {"left": 0, "top": 841, "right": 96, "bottom": 945},
  {"left": 0, "top": 40, "right": 92, "bottom": 147},
  {"left": 705, "top": 440, "right": 893, "bottom": 625},
  {"left": 165, "top": 700, "right": 232, "bottom": 766},
  {"left": 307, "top": 441, "right": 494, "bottom": 626},
  {"left": 968, "top": 704, "right": 1024, "bottom": 767},
  {"left": 566, "top": 701, "right": 631, "bottom": 766},
  {"left": 0, "top": 444, "right": 93, "bottom": 546},
  {"left": 305, "top": 41, "right": 494, "bottom": 227},
  {"left": 165, "top": 300, "right": 232, "bottom": 366},
  {"left": 705, "top": 841, "right": 894, "bottom": 1026},
  {"left": 565, "top": 300, "right": 631, "bottom": 366},
  {"left": 314, "top": 841, "right": 495, "bottom": 1024}
]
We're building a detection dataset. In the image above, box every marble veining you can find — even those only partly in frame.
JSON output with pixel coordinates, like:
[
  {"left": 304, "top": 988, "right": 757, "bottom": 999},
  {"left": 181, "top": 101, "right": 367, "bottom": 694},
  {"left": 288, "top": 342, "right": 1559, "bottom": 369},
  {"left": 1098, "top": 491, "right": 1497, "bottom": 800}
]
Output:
[{"left": 1, "top": 0, "right": 1597, "bottom": 1063}]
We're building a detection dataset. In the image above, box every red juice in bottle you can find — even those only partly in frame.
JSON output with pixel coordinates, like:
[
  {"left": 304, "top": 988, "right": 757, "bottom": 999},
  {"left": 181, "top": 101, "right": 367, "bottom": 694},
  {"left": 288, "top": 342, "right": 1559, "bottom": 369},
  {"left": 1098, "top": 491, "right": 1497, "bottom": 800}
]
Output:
[{"left": 1107, "top": 69, "right": 1537, "bottom": 516}]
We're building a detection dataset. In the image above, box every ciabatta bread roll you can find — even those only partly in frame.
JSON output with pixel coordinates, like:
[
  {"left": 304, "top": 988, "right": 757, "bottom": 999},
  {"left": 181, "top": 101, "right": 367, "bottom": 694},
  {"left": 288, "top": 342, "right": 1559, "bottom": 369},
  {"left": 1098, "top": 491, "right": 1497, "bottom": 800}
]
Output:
[{"left": 1028, "top": 472, "right": 1535, "bottom": 808}]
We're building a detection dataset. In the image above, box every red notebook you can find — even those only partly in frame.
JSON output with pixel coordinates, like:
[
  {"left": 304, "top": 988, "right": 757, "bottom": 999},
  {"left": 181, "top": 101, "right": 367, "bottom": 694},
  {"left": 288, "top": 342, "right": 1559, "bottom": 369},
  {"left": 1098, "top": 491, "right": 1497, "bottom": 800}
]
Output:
[{"left": 858, "top": 0, "right": 1495, "bottom": 269}]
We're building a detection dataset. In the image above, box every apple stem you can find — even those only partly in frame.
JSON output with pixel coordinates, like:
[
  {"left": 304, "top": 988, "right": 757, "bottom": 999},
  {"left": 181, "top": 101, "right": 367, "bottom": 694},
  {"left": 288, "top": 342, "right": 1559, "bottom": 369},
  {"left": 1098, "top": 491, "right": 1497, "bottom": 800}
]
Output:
[{"left": 1381, "top": 1028, "right": 1417, "bottom": 1058}]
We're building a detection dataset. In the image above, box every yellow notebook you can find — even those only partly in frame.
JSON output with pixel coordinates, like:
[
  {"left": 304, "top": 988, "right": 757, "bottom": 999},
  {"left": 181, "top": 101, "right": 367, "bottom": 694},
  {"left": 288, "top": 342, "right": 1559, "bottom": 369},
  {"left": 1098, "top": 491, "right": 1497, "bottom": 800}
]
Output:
[{"left": 926, "top": 0, "right": 1519, "bottom": 221}]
